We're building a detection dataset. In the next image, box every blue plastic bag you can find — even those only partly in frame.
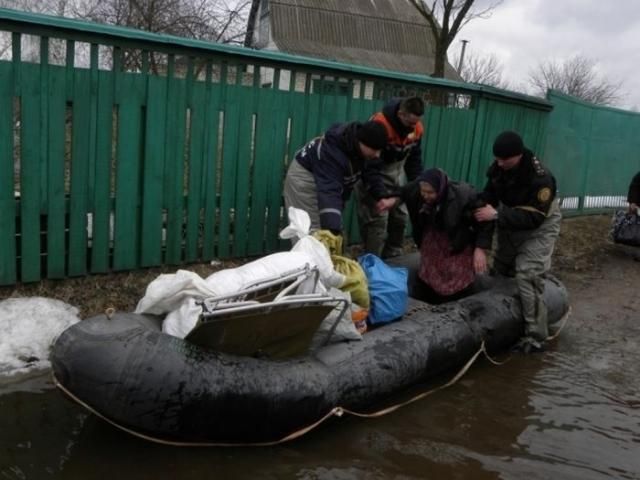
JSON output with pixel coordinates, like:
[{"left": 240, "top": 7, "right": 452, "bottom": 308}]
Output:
[{"left": 358, "top": 254, "right": 408, "bottom": 325}]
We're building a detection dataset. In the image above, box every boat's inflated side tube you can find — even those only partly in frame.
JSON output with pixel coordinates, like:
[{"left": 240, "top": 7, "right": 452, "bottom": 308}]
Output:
[{"left": 51, "top": 257, "right": 569, "bottom": 444}]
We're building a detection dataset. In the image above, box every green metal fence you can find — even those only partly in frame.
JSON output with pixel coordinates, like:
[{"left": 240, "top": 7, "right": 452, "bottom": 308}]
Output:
[
  {"left": 0, "top": 8, "right": 553, "bottom": 285},
  {"left": 543, "top": 90, "right": 640, "bottom": 214}
]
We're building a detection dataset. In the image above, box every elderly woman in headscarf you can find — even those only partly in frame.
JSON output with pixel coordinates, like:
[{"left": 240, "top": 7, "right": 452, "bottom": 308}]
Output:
[{"left": 401, "top": 168, "right": 493, "bottom": 303}]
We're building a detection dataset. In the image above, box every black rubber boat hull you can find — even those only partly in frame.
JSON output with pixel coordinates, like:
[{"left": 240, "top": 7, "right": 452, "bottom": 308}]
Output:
[{"left": 51, "top": 256, "right": 569, "bottom": 444}]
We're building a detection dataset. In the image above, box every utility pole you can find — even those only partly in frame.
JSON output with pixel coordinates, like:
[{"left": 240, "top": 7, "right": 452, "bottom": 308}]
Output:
[{"left": 457, "top": 39, "right": 469, "bottom": 73}]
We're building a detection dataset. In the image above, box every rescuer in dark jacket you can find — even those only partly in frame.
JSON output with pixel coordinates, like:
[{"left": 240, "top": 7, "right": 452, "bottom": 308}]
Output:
[
  {"left": 474, "top": 131, "right": 561, "bottom": 353},
  {"left": 283, "top": 121, "right": 395, "bottom": 234}
]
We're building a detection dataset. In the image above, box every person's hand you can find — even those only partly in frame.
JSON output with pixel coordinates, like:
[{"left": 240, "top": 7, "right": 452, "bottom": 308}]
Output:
[
  {"left": 474, "top": 205, "right": 497, "bottom": 222},
  {"left": 375, "top": 197, "right": 399, "bottom": 213},
  {"left": 473, "top": 248, "right": 487, "bottom": 274},
  {"left": 629, "top": 203, "right": 638, "bottom": 215}
]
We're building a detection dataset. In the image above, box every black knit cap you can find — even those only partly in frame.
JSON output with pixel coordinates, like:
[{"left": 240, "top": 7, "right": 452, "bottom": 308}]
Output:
[
  {"left": 493, "top": 131, "right": 524, "bottom": 158},
  {"left": 356, "top": 121, "right": 387, "bottom": 150}
]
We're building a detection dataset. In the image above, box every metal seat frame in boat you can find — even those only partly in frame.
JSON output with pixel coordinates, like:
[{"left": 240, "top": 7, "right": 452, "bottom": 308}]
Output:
[{"left": 187, "top": 265, "right": 349, "bottom": 358}]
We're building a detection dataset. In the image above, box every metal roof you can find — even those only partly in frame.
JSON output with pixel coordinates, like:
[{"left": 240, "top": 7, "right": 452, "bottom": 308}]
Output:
[{"left": 265, "top": 0, "right": 461, "bottom": 79}]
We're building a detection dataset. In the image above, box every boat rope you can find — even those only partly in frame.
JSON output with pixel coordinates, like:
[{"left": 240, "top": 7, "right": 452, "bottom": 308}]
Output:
[
  {"left": 338, "top": 340, "right": 487, "bottom": 419},
  {"left": 53, "top": 307, "right": 573, "bottom": 448},
  {"left": 546, "top": 305, "right": 572, "bottom": 341}
]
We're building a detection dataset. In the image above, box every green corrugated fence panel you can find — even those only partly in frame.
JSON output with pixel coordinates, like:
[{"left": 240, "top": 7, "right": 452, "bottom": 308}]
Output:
[
  {"left": 140, "top": 74, "right": 167, "bottom": 267},
  {"left": 545, "top": 91, "right": 640, "bottom": 205},
  {"left": 185, "top": 81, "right": 206, "bottom": 262},
  {"left": 46, "top": 65, "right": 67, "bottom": 278},
  {"left": 423, "top": 104, "right": 442, "bottom": 169},
  {"left": 305, "top": 89, "right": 323, "bottom": 140},
  {"left": 113, "top": 73, "right": 145, "bottom": 270},
  {"left": 465, "top": 98, "right": 551, "bottom": 188},
  {"left": 20, "top": 63, "right": 42, "bottom": 282},
  {"left": 429, "top": 107, "right": 477, "bottom": 182},
  {"left": 91, "top": 70, "right": 115, "bottom": 273},
  {"left": 0, "top": 62, "right": 15, "bottom": 285},
  {"left": 68, "top": 69, "right": 91, "bottom": 276}
]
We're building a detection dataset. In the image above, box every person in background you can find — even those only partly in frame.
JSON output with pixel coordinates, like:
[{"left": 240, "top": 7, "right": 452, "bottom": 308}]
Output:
[
  {"left": 283, "top": 121, "right": 396, "bottom": 235},
  {"left": 474, "top": 131, "right": 561, "bottom": 353},
  {"left": 401, "top": 168, "right": 491, "bottom": 304},
  {"left": 355, "top": 96, "right": 425, "bottom": 258},
  {"left": 627, "top": 171, "right": 640, "bottom": 214}
]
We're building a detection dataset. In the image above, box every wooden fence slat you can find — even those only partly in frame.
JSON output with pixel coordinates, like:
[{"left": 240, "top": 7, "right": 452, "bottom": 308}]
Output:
[
  {"left": 232, "top": 86, "right": 254, "bottom": 257},
  {"left": 217, "top": 81, "right": 240, "bottom": 259},
  {"left": 251, "top": 89, "right": 275, "bottom": 254},
  {"left": 185, "top": 81, "right": 206, "bottom": 262},
  {"left": 90, "top": 70, "right": 115, "bottom": 273},
  {"left": 19, "top": 64, "right": 42, "bottom": 282},
  {"left": 140, "top": 75, "right": 167, "bottom": 267},
  {"left": 0, "top": 63, "right": 16, "bottom": 285},
  {"left": 201, "top": 79, "right": 222, "bottom": 260},
  {"left": 112, "top": 74, "right": 144, "bottom": 270},
  {"left": 46, "top": 65, "right": 67, "bottom": 278},
  {"left": 68, "top": 69, "right": 91, "bottom": 276},
  {"left": 163, "top": 59, "right": 187, "bottom": 265}
]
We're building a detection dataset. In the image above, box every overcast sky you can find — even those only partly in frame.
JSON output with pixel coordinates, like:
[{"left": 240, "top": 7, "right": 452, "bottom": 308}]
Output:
[{"left": 454, "top": 0, "right": 640, "bottom": 110}]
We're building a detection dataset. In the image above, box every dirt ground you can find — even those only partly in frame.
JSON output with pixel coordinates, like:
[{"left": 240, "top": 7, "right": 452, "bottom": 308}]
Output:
[{"left": 1, "top": 214, "right": 638, "bottom": 318}]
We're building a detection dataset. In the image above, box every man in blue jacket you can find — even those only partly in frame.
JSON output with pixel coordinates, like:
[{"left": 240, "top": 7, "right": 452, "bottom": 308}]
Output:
[{"left": 284, "top": 121, "right": 395, "bottom": 234}]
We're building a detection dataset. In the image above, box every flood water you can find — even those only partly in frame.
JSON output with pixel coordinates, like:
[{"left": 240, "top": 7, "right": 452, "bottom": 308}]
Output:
[{"left": 2, "top": 310, "right": 639, "bottom": 480}]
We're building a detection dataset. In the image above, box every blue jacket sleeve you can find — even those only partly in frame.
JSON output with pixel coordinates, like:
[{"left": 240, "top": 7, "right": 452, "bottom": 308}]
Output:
[{"left": 313, "top": 147, "right": 346, "bottom": 232}]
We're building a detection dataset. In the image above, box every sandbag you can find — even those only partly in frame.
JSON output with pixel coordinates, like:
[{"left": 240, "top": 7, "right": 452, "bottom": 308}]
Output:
[
  {"left": 312, "top": 230, "right": 344, "bottom": 256},
  {"left": 358, "top": 254, "right": 408, "bottom": 326},
  {"left": 332, "top": 255, "right": 370, "bottom": 308}
]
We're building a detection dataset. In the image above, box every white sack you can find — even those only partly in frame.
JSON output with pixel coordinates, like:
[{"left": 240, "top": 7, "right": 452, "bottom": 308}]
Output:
[{"left": 279, "top": 207, "right": 345, "bottom": 288}]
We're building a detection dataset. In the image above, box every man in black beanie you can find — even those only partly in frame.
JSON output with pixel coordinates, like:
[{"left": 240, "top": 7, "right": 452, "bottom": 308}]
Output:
[
  {"left": 474, "top": 130, "right": 561, "bottom": 353},
  {"left": 283, "top": 120, "right": 395, "bottom": 234}
]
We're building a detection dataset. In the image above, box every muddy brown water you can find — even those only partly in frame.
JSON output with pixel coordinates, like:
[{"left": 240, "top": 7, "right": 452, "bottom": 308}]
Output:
[{"left": 2, "top": 238, "right": 640, "bottom": 479}]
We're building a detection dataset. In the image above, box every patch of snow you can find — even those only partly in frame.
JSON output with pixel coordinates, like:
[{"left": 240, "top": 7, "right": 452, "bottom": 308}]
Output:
[{"left": 0, "top": 297, "right": 80, "bottom": 378}]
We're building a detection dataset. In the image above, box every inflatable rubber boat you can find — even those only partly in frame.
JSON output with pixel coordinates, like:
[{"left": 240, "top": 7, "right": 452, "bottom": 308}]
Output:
[{"left": 51, "top": 254, "right": 569, "bottom": 446}]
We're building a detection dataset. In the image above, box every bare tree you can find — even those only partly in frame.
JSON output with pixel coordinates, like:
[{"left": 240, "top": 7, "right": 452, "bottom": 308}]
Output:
[
  {"left": 0, "top": 0, "right": 74, "bottom": 61},
  {"left": 452, "top": 49, "right": 509, "bottom": 89},
  {"left": 71, "top": 0, "right": 251, "bottom": 72},
  {"left": 76, "top": 0, "right": 250, "bottom": 43},
  {"left": 409, "top": 0, "right": 503, "bottom": 78},
  {"left": 0, "top": 1, "right": 251, "bottom": 69},
  {"left": 528, "top": 55, "right": 623, "bottom": 106}
]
